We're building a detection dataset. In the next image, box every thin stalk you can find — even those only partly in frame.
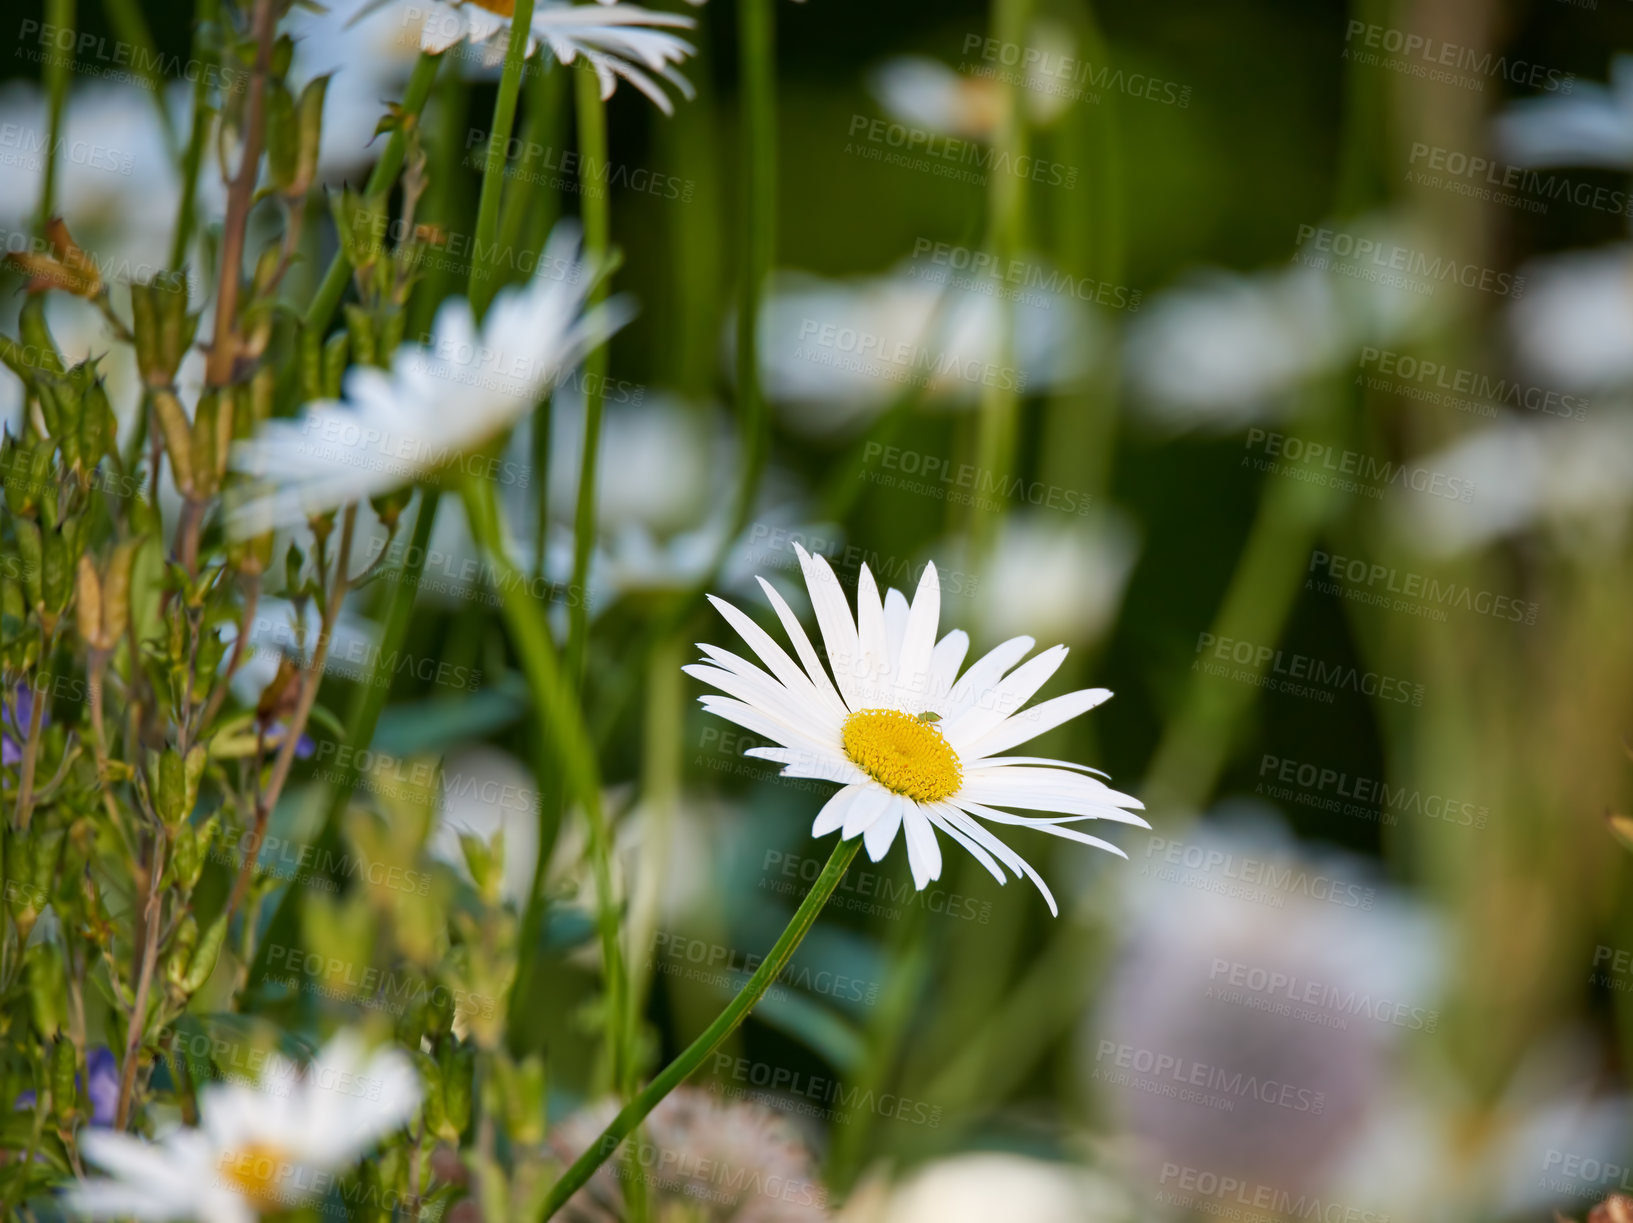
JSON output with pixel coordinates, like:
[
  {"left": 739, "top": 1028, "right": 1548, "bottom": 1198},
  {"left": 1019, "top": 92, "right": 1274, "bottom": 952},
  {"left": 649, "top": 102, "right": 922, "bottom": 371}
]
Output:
[
  {"left": 969, "top": 0, "right": 1031, "bottom": 557},
  {"left": 563, "top": 63, "right": 610, "bottom": 692},
  {"left": 468, "top": 0, "right": 538, "bottom": 315},
  {"left": 461, "top": 474, "right": 627, "bottom": 1085},
  {"left": 537, "top": 837, "right": 862, "bottom": 1220},
  {"left": 38, "top": 0, "right": 74, "bottom": 227},
  {"left": 305, "top": 52, "right": 443, "bottom": 335},
  {"left": 169, "top": 0, "right": 217, "bottom": 271},
  {"left": 729, "top": 0, "right": 775, "bottom": 544},
  {"left": 102, "top": 0, "right": 176, "bottom": 143}
]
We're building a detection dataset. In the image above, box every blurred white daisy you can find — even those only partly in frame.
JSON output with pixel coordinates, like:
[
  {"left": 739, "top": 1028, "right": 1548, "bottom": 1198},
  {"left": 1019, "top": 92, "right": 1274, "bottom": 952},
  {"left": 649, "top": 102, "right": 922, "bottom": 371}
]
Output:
[
  {"left": 1091, "top": 809, "right": 1441, "bottom": 1195},
  {"left": 756, "top": 265, "right": 1097, "bottom": 433},
  {"left": 867, "top": 24, "right": 1075, "bottom": 141},
  {"left": 957, "top": 512, "right": 1138, "bottom": 647},
  {"left": 419, "top": 1, "right": 696, "bottom": 113},
  {"left": 65, "top": 1032, "right": 420, "bottom": 1222},
  {"left": 688, "top": 545, "right": 1145, "bottom": 913},
  {"left": 1494, "top": 55, "right": 1633, "bottom": 169},
  {"left": 227, "top": 221, "right": 627, "bottom": 536},
  {"left": 1385, "top": 413, "right": 1633, "bottom": 556},
  {"left": 549, "top": 1087, "right": 827, "bottom": 1221},
  {"left": 840, "top": 1153, "right": 1134, "bottom": 1223},
  {"left": 1511, "top": 246, "right": 1633, "bottom": 390},
  {"left": 1127, "top": 217, "right": 1435, "bottom": 429}
]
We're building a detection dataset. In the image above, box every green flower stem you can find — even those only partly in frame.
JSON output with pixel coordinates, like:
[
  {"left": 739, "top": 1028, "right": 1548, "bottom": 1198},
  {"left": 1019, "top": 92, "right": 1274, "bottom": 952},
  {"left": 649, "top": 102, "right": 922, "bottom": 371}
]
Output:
[
  {"left": 102, "top": 0, "right": 174, "bottom": 143},
  {"left": 968, "top": 0, "right": 1030, "bottom": 557},
  {"left": 304, "top": 52, "right": 443, "bottom": 334},
  {"left": 460, "top": 473, "right": 628, "bottom": 1086},
  {"left": 729, "top": 0, "right": 775, "bottom": 542},
  {"left": 168, "top": 0, "right": 216, "bottom": 271},
  {"left": 469, "top": 0, "right": 537, "bottom": 315},
  {"left": 563, "top": 63, "right": 610, "bottom": 692},
  {"left": 38, "top": 0, "right": 74, "bottom": 227},
  {"left": 537, "top": 837, "right": 863, "bottom": 1221}
]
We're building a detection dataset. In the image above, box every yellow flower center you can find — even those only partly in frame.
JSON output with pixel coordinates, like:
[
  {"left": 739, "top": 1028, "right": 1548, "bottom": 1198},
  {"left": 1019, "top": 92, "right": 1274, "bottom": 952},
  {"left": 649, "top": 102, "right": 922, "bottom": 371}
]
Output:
[
  {"left": 467, "top": 0, "right": 517, "bottom": 15},
  {"left": 219, "top": 1143, "right": 293, "bottom": 1208},
  {"left": 841, "top": 709, "right": 962, "bottom": 803}
]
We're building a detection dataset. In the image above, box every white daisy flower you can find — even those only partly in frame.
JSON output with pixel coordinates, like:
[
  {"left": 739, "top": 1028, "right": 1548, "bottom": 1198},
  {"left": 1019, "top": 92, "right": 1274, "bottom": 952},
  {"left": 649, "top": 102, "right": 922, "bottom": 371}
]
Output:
[
  {"left": 756, "top": 265, "right": 1098, "bottom": 434},
  {"left": 419, "top": 1, "right": 696, "bottom": 113},
  {"left": 867, "top": 26, "right": 1075, "bottom": 142},
  {"left": 227, "top": 221, "right": 628, "bottom": 537},
  {"left": 64, "top": 1033, "right": 421, "bottom": 1222},
  {"left": 1511, "top": 245, "right": 1633, "bottom": 390},
  {"left": 840, "top": 1152, "right": 1135, "bottom": 1223},
  {"left": 686, "top": 545, "right": 1145, "bottom": 914},
  {"left": 1494, "top": 55, "right": 1633, "bottom": 170}
]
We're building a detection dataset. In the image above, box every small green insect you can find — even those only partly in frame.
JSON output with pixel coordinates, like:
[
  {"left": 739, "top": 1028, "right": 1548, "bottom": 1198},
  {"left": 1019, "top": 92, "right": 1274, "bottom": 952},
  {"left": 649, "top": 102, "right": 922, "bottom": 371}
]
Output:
[{"left": 915, "top": 711, "right": 942, "bottom": 724}]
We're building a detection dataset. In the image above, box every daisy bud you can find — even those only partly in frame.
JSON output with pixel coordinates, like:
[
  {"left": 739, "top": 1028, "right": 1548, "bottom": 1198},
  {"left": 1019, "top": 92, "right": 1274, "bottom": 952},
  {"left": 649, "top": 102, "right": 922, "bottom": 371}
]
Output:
[
  {"left": 164, "top": 913, "right": 200, "bottom": 994},
  {"left": 345, "top": 303, "right": 378, "bottom": 368},
  {"left": 75, "top": 554, "right": 103, "bottom": 649},
  {"left": 265, "top": 81, "right": 299, "bottom": 195},
  {"left": 50, "top": 1038, "right": 79, "bottom": 1125},
  {"left": 131, "top": 274, "right": 198, "bottom": 388},
  {"left": 26, "top": 941, "right": 67, "bottom": 1036},
  {"left": 151, "top": 388, "right": 196, "bottom": 497},
  {"left": 100, "top": 538, "right": 140, "bottom": 646},
  {"left": 13, "top": 520, "right": 43, "bottom": 610},
  {"left": 16, "top": 298, "right": 64, "bottom": 379},
  {"left": 179, "top": 911, "right": 228, "bottom": 994},
  {"left": 292, "top": 75, "right": 329, "bottom": 197}
]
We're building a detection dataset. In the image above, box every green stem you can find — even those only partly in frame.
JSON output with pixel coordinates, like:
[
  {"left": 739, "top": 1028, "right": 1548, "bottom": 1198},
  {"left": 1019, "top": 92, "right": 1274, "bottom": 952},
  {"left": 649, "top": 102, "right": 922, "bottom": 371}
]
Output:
[
  {"left": 730, "top": 0, "right": 775, "bottom": 543},
  {"left": 461, "top": 474, "right": 627, "bottom": 1085},
  {"left": 468, "top": 0, "right": 537, "bottom": 315},
  {"left": 969, "top": 0, "right": 1030, "bottom": 556},
  {"left": 169, "top": 0, "right": 215, "bottom": 273},
  {"left": 102, "top": 0, "right": 175, "bottom": 144},
  {"left": 563, "top": 63, "right": 610, "bottom": 691},
  {"left": 39, "top": 0, "right": 74, "bottom": 227},
  {"left": 304, "top": 52, "right": 443, "bottom": 333},
  {"left": 537, "top": 837, "right": 862, "bottom": 1220}
]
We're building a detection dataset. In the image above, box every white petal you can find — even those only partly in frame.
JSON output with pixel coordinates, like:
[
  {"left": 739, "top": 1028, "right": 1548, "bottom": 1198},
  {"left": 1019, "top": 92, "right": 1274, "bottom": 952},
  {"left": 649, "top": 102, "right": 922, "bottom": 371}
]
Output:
[
  {"left": 963, "top": 687, "right": 1114, "bottom": 760},
  {"left": 893, "top": 561, "right": 941, "bottom": 708},
  {"left": 814, "top": 783, "right": 868, "bottom": 836},
  {"left": 853, "top": 563, "right": 891, "bottom": 703},
  {"left": 864, "top": 794, "right": 905, "bottom": 861},
  {"left": 900, "top": 802, "right": 943, "bottom": 887},
  {"left": 882, "top": 587, "right": 910, "bottom": 660},
  {"left": 841, "top": 783, "right": 893, "bottom": 838},
  {"left": 755, "top": 575, "right": 849, "bottom": 715},
  {"left": 944, "top": 644, "right": 1070, "bottom": 748},
  {"left": 795, "top": 544, "right": 864, "bottom": 710}
]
